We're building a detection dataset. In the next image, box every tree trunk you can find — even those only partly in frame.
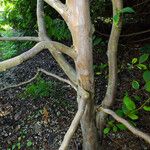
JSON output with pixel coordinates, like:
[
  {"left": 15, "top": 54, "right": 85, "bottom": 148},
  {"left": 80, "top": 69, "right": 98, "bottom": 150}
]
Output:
[{"left": 66, "top": 1, "right": 99, "bottom": 149}]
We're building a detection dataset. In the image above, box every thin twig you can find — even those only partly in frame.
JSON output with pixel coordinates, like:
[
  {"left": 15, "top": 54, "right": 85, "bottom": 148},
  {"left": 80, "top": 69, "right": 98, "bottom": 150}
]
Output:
[
  {"left": 133, "top": 0, "right": 150, "bottom": 8},
  {"left": 96, "top": 29, "right": 150, "bottom": 38},
  {"left": 0, "top": 68, "right": 77, "bottom": 92},
  {"left": 130, "top": 37, "right": 150, "bottom": 43},
  {"left": 136, "top": 98, "right": 150, "bottom": 111},
  {"left": 0, "top": 71, "right": 40, "bottom": 92},
  {"left": 100, "top": 107, "right": 150, "bottom": 144},
  {"left": 39, "top": 68, "right": 77, "bottom": 90}
]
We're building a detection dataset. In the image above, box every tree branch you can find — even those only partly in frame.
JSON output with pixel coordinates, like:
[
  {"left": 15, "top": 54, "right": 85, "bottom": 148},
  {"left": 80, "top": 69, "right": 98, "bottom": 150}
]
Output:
[
  {"left": 96, "top": 0, "right": 123, "bottom": 140},
  {"left": 0, "top": 71, "right": 39, "bottom": 92},
  {"left": 96, "top": 29, "right": 150, "bottom": 38},
  {"left": 0, "top": 68, "right": 77, "bottom": 92},
  {"left": 59, "top": 99, "right": 87, "bottom": 150},
  {"left": 48, "top": 48, "right": 77, "bottom": 85},
  {"left": 133, "top": 0, "right": 150, "bottom": 8},
  {"left": 0, "top": 37, "right": 40, "bottom": 42},
  {"left": 37, "top": 0, "right": 49, "bottom": 40},
  {"left": 0, "top": 41, "right": 76, "bottom": 72},
  {"left": 129, "top": 37, "right": 150, "bottom": 43},
  {"left": 39, "top": 68, "right": 77, "bottom": 90},
  {"left": 51, "top": 41, "right": 77, "bottom": 59},
  {"left": 100, "top": 107, "right": 150, "bottom": 144},
  {"left": 0, "top": 42, "right": 45, "bottom": 72},
  {"left": 44, "top": 0, "right": 67, "bottom": 20}
]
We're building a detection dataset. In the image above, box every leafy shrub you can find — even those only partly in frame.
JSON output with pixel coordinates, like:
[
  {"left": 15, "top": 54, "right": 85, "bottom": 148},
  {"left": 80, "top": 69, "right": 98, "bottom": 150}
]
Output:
[
  {"left": 104, "top": 48, "right": 150, "bottom": 135},
  {"left": 45, "top": 16, "right": 71, "bottom": 41},
  {"left": 0, "top": 29, "right": 35, "bottom": 60}
]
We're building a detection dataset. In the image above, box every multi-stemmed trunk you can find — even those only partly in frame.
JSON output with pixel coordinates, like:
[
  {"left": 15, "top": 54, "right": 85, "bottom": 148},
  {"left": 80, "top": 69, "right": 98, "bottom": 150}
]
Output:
[{"left": 66, "top": 1, "right": 99, "bottom": 149}]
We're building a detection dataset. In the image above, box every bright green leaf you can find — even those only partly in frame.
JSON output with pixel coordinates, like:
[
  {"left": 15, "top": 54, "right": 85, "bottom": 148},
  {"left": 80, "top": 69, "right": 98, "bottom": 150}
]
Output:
[
  {"left": 136, "top": 64, "right": 147, "bottom": 70},
  {"left": 131, "top": 58, "right": 138, "bottom": 64},
  {"left": 103, "top": 127, "right": 110, "bottom": 134},
  {"left": 123, "top": 95, "right": 136, "bottom": 110},
  {"left": 96, "top": 72, "right": 102, "bottom": 75},
  {"left": 122, "top": 104, "right": 129, "bottom": 115},
  {"left": 121, "top": 7, "right": 135, "bottom": 13},
  {"left": 132, "top": 80, "right": 140, "bottom": 90},
  {"left": 143, "top": 106, "right": 150, "bottom": 111},
  {"left": 143, "top": 71, "right": 150, "bottom": 82},
  {"left": 113, "top": 12, "right": 120, "bottom": 27},
  {"left": 139, "top": 54, "right": 149, "bottom": 64},
  {"left": 128, "top": 113, "right": 139, "bottom": 120}
]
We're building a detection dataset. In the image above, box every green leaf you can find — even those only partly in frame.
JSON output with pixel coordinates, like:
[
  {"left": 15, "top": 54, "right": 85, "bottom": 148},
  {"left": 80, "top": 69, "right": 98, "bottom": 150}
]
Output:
[
  {"left": 108, "top": 120, "right": 115, "bottom": 126},
  {"left": 103, "top": 127, "right": 110, "bottom": 134},
  {"left": 113, "top": 11, "right": 120, "bottom": 27},
  {"left": 140, "top": 44, "right": 150, "bottom": 54},
  {"left": 17, "top": 142, "right": 21, "bottom": 149},
  {"left": 116, "top": 123, "right": 127, "bottom": 130},
  {"left": 144, "top": 81, "right": 150, "bottom": 92},
  {"left": 115, "top": 109, "right": 124, "bottom": 117},
  {"left": 96, "top": 72, "right": 102, "bottom": 75},
  {"left": 122, "top": 104, "right": 129, "bottom": 115},
  {"left": 123, "top": 95, "right": 136, "bottom": 110},
  {"left": 136, "top": 64, "right": 147, "bottom": 70},
  {"left": 113, "top": 126, "right": 118, "bottom": 132},
  {"left": 121, "top": 7, "right": 135, "bottom": 13},
  {"left": 128, "top": 113, "right": 139, "bottom": 120},
  {"left": 27, "top": 140, "right": 33, "bottom": 147},
  {"left": 139, "top": 54, "right": 149, "bottom": 64},
  {"left": 143, "top": 71, "right": 150, "bottom": 82},
  {"left": 131, "top": 58, "right": 138, "bottom": 64},
  {"left": 12, "top": 144, "right": 16, "bottom": 150},
  {"left": 143, "top": 106, "right": 150, "bottom": 111},
  {"left": 132, "top": 80, "right": 140, "bottom": 90}
]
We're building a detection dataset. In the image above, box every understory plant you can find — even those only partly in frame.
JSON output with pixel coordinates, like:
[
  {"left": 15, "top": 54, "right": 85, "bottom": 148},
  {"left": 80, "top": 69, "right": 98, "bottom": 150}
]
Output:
[
  {"left": 0, "top": 0, "right": 150, "bottom": 149},
  {"left": 104, "top": 48, "right": 150, "bottom": 135}
]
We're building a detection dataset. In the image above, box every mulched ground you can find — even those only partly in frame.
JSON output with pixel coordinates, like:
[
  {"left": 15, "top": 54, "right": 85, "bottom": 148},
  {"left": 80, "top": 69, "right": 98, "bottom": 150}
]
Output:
[{"left": 0, "top": 47, "right": 150, "bottom": 150}]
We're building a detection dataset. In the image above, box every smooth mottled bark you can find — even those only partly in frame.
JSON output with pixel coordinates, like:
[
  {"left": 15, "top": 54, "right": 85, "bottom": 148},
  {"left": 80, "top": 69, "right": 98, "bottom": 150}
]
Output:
[
  {"left": 66, "top": 1, "right": 99, "bottom": 149},
  {"left": 2, "top": 0, "right": 148, "bottom": 149}
]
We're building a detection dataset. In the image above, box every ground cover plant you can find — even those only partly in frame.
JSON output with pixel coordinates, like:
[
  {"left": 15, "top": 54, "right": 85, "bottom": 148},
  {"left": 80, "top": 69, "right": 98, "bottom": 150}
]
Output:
[{"left": 0, "top": 0, "right": 150, "bottom": 149}]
